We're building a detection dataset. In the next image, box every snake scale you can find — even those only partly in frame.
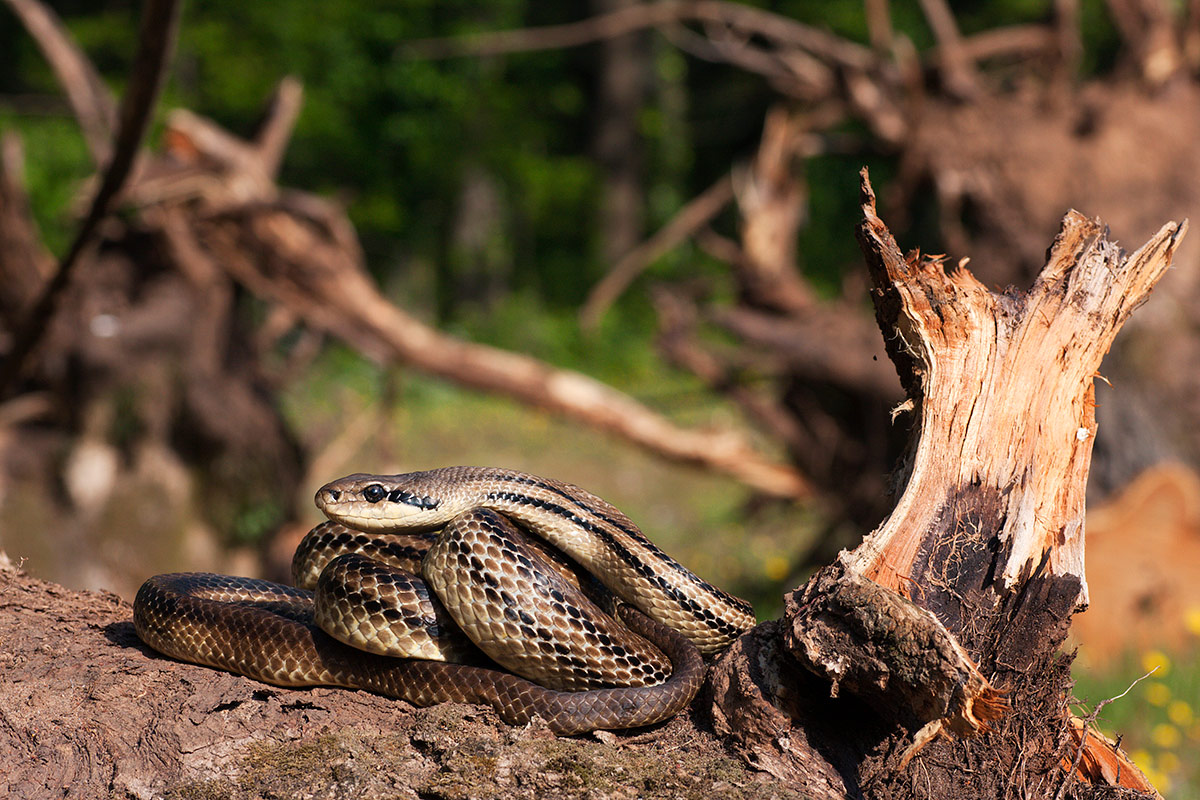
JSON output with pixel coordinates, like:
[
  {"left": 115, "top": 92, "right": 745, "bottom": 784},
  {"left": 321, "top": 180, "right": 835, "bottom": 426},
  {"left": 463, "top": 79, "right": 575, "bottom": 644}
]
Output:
[{"left": 133, "top": 466, "right": 756, "bottom": 733}]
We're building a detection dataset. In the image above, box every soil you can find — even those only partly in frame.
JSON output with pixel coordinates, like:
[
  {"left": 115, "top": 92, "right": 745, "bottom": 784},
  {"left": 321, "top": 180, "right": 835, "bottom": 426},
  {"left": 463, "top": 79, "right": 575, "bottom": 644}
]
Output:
[{"left": 0, "top": 551, "right": 803, "bottom": 800}]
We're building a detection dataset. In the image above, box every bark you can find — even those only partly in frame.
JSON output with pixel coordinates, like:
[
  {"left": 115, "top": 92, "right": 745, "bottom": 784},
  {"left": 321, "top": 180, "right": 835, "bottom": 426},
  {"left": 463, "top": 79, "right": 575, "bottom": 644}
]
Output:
[
  {"left": 710, "top": 171, "right": 1178, "bottom": 798},
  {"left": 2, "top": 171, "right": 1174, "bottom": 800}
]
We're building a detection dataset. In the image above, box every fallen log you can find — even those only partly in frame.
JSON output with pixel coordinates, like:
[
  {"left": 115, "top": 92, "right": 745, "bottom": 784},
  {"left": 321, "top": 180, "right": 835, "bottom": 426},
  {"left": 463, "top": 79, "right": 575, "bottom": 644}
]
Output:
[{"left": 0, "top": 551, "right": 803, "bottom": 800}]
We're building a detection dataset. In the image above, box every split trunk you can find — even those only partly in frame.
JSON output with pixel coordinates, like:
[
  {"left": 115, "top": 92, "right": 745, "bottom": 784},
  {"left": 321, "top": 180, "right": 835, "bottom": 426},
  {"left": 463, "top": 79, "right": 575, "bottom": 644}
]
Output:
[{"left": 711, "top": 170, "right": 1182, "bottom": 799}]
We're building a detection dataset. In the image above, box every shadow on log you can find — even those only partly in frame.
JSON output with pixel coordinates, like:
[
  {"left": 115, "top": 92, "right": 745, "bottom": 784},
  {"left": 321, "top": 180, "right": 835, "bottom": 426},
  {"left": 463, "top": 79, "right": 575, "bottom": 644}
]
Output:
[{"left": 711, "top": 170, "right": 1181, "bottom": 799}]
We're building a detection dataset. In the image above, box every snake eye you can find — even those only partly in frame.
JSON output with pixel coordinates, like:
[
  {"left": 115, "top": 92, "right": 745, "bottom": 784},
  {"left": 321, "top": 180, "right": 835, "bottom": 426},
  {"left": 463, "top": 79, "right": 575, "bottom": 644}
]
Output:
[{"left": 362, "top": 484, "right": 387, "bottom": 503}]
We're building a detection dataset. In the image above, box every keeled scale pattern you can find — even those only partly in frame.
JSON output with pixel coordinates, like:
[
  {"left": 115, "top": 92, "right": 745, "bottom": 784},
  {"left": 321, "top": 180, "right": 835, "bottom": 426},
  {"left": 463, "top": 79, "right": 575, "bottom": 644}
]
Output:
[
  {"left": 422, "top": 509, "right": 671, "bottom": 691},
  {"left": 313, "top": 553, "right": 477, "bottom": 662},
  {"left": 315, "top": 467, "right": 757, "bottom": 654},
  {"left": 132, "top": 573, "right": 703, "bottom": 734},
  {"left": 292, "top": 521, "right": 435, "bottom": 589}
]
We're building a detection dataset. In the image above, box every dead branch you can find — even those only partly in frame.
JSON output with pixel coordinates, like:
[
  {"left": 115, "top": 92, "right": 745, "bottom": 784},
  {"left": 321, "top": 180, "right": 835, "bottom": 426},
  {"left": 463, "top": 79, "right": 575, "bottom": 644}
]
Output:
[
  {"left": 194, "top": 199, "right": 810, "bottom": 499},
  {"left": 1187, "top": 0, "right": 1200, "bottom": 71},
  {"left": 399, "top": 0, "right": 876, "bottom": 72},
  {"left": 0, "top": 0, "right": 181, "bottom": 398},
  {"left": 0, "top": 132, "right": 54, "bottom": 320},
  {"left": 252, "top": 76, "right": 304, "bottom": 180},
  {"left": 733, "top": 107, "right": 814, "bottom": 313},
  {"left": 3, "top": 0, "right": 117, "bottom": 167},
  {"left": 652, "top": 286, "right": 813, "bottom": 456},
  {"left": 581, "top": 173, "right": 733, "bottom": 329},
  {"left": 918, "top": 0, "right": 981, "bottom": 97},
  {"left": 1057, "top": 671, "right": 1159, "bottom": 798},
  {"left": 955, "top": 24, "right": 1059, "bottom": 63},
  {"left": 709, "top": 306, "right": 898, "bottom": 399},
  {"left": 606, "top": 105, "right": 901, "bottom": 528},
  {"left": 161, "top": 108, "right": 277, "bottom": 202},
  {"left": 1106, "top": 0, "right": 1183, "bottom": 84},
  {"left": 1055, "top": 0, "right": 1083, "bottom": 80},
  {"left": 660, "top": 21, "right": 836, "bottom": 98},
  {"left": 864, "top": 0, "right": 894, "bottom": 54}
]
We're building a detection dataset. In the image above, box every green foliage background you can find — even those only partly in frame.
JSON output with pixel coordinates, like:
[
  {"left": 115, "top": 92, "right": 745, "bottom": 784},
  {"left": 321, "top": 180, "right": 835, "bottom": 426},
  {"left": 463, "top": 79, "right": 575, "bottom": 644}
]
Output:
[{"left": 0, "top": 1, "right": 1125, "bottom": 347}]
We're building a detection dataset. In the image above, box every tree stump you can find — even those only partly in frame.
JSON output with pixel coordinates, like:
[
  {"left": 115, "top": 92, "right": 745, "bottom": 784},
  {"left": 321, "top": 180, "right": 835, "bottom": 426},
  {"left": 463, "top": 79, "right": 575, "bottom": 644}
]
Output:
[{"left": 711, "top": 170, "right": 1184, "bottom": 799}]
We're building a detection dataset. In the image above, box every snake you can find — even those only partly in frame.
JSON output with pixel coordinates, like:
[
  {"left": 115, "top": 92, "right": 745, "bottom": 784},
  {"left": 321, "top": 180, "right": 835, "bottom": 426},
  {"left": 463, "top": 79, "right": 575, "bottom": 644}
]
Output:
[{"left": 133, "top": 466, "right": 756, "bottom": 734}]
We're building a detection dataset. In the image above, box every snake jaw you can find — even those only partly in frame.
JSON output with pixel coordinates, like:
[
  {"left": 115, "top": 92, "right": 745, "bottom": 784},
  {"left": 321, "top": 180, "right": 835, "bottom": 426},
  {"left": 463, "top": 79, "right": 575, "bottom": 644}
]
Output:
[{"left": 316, "top": 473, "right": 452, "bottom": 531}]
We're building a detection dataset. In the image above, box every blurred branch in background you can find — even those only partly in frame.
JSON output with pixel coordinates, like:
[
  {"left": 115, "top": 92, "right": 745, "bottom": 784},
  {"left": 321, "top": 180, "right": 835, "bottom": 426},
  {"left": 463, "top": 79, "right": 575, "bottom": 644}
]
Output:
[
  {"left": 0, "top": 0, "right": 816, "bottom": 601},
  {"left": 3, "top": 0, "right": 116, "bottom": 167},
  {"left": 401, "top": 0, "right": 1200, "bottom": 535},
  {"left": 0, "top": 0, "right": 181, "bottom": 397},
  {"left": 180, "top": 113, "right": 810, "bottom": 498},
  {"left": 400, "top": 0, "right": 876, "bottom": 72},
  {"left": 581, "top": 172, "right": 734, "bottom": 328}
]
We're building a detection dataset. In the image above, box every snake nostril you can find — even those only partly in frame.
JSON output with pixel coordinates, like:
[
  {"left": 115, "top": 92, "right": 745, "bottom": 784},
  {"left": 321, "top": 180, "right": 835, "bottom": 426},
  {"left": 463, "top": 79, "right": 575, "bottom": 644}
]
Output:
[{"left": 328, "top": 490, "right": 341, "bottom": 501}]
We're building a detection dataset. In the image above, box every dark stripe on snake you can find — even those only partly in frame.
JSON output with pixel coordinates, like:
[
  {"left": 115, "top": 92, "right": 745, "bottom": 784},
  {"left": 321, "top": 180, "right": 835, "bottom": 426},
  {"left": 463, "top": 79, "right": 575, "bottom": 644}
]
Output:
[
  {"left": 492, "top": 474, "right": 753, "bottom": 616},
  {"left": 486, "top": 490, "right": 746, "bottom": 640}
]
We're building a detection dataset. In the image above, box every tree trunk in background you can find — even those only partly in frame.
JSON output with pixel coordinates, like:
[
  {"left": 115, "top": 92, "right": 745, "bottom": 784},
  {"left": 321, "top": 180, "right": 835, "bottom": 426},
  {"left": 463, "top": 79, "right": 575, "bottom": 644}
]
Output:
[{"left": 593, "top": 0, "right": 647, "bottom": 268}]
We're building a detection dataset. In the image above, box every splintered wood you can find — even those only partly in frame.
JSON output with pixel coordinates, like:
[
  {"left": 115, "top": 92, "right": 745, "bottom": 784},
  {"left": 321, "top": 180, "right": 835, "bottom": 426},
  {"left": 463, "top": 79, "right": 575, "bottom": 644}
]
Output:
[
  {"left": 712, "top": 170, "right": 1183, "bottom": 797},
  {"left": 811, "top": 168, "right": 1181, "bottom": 782},
  {"left": 846, "top": 175, "right": 1185, "bottom": 610}
]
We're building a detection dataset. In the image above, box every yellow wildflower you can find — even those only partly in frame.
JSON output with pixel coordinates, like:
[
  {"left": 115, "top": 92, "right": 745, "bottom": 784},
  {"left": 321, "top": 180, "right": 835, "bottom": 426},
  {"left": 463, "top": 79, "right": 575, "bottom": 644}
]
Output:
[
  {"left": 1157, "top": 751, "right": 1181, "bottom": 774},
  {"left": 1166, "top": 700, "right": 1193, "bottom": 726},
  {"left": 1184, "top": 606, "right": 1200, "bottom": 636},
  {"left": 1151, "top": 723, "right": 1181, "bottom": 749},
  {"left": 763, "top": 555, "right": 790, "bottom": 582},
  {"left": 1147, "top": 771, "right": 1171, "bottom": 794},
  {"left": 1141, "top": 649, "right": 1171, "bottom": 677},
  {"left": 1144, "top": 681, "right": 1171, "bottom": 707}
]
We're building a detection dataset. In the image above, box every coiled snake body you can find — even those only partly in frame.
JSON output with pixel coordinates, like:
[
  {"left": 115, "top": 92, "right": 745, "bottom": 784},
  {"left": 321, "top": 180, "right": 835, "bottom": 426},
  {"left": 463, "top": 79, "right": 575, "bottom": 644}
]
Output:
[{"left": 134, "top": 466, "right": 756, "bottom": 734}]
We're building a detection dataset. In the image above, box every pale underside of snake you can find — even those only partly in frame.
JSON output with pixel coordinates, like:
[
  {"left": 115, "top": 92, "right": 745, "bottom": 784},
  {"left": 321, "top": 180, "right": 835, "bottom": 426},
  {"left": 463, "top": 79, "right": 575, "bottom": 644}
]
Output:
[{"left": 133, "top": 466, "right": 756, "bottom": 734}]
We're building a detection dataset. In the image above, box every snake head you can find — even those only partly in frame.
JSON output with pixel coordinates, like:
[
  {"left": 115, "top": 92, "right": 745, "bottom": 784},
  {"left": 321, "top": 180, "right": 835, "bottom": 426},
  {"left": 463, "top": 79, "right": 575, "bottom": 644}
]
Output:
[{"left": 316, "top": 472, "right": 449, "bottom": 531}]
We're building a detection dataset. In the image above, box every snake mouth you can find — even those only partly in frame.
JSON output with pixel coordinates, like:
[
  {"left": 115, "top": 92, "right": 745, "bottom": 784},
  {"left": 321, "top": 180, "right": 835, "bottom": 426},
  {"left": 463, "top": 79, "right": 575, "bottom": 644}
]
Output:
[{"left": 316, "top": 475, "right": 447, "bottom": 531}]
